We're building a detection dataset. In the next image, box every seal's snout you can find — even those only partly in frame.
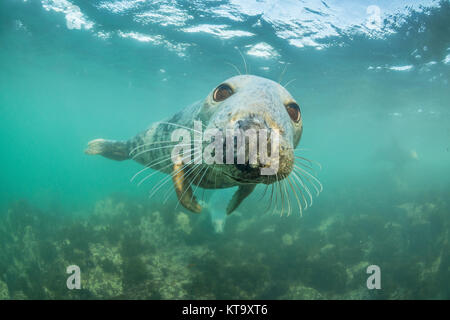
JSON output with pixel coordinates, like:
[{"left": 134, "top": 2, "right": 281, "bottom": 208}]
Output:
[
  {"left": 220, "top": 113, "right": 293, "bottom": 182},
  {"left": 235, "top": 117, "right": 265, "bottom": 131}
]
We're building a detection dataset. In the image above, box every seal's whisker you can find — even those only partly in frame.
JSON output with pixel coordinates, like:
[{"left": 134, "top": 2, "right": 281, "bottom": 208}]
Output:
[
  {"left": 297, "top": 172, "right": 313, "bottom": 207},
  {"left": 294, "top": 156, "right": 322, "bottom": 171},
  {"left": 277, "top": 175, "right": 285, "bottom": 217},
  {"left": 148, "top": 175, "right": 174, "bottom": 201},
  {"left": 279, "top": 181, "right": 284, "bottom": 216},
  {"left": 294, "top": 156, "right": 314, "bottom": 167},
  {"left": 188, "top": 165, "right": 207, "bottom": 189},
  {"left": 139, "top": 148, "right": 201, "bottom": 187},
  {"left": 278, "top": 63, "right": 288, "bottom": 84},
  {"left": 272, "top": 178, "right": 278, "bottom": 215},
  {"left": 226, "top": 62, "right": 241, "bottom": 76},
  {"left": 137, "top": 160, "right": 175, "bottom": 187},
  {"left": 158, "top": 121, "right": 203, "bottom": 134},
  {"left": 273, "top": 180, "right": 279, "bottom": 215},
  {"left": 294, "top": 161, "right": 322, "bottom": 184},
  {"left": 130, "top": 156, "right": 169, "bottom": 182},
  {"left": 235, "top": 46, "right": 248, "bottom": 74},
  {"left": 149, "top": 160, "right": 198, "bottom": 201},
  {"left": 130, "top": 140, "right": 176, "bottom": 157},
  {"left": 266, "top": 176, "right": 274, "bottom": 213},
  {"left": 298, "top": 173, "right": 314, "bottom": 207},
  {"left": 288, "top": 181, "right": 294, "bottom": 217},
  {"left": 291, "top": 171, "right": 309, "bottom": 211},
  {"left": 132, "top": 143, "right": 195, "bottom": 160},
  {"left": 270, "top": 183, "right": 275, "bottom": 212},
  {"left": 281, "top": 180, "right": 287, "bottom": 217},
  {"left": 190, "top": 166, "right": 210, "bottom": 205},
  {"left": 277, "top": 185, "right": 282, "bottom": 208},
  {"left": 283, "top": 78, "right": 297, "bottom": 89},
  {"left": 294, "top": 164, "right": 323, "bottom": 194},
  {"left": 287, "top": 176, "right": 303, "bottom": 217},
  {"left": 282, "top": 180, "right": 292, "bottom": 217},
  {"left": 170, "top": 149, "right": 203, "bottom": 184},
  {"left": 130, "top": 140, "right": 175, "bottom": 157},
  {"left": 162, "top": 166, "right": 194, "bottom": 204},
  {"left": 129, "top": 139, "right": 203, "bottom": 157},
  {"left": 131, "top": 153, "right": 176, "bottom": 183},
  {"left": 171, "top": 163, "right": 200, "bottom": 198},
  {"left": 290, "top": 172, "right": 308, "bottom": 211},
  {"left": 173, "top": 163, "right": 204, "bottom": 208},
  {"left": 266, "top": 183, "right": 275, "bottom": 213},
  {"left": 295, "top": 168, "right": 321, "bottom": 197},
  {"left": 162, "top": 152, "right": 203, "bottom": 203},
  {"left": 294, "top": 159, "right": 316, "bottom": 173},
  {"left": 175, "top": 165, "right": 205, "bottom": 210},
  {"left": 293, "top": 147, "right": 311, "bottom": 151},
  {"left": 291, "top": 171, "right": 312, "bottom": 209}
]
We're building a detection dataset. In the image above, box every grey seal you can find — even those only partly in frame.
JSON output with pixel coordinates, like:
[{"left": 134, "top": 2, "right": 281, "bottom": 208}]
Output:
[{"left": 85, "top": 75, "right": 321, "bottom": 215}]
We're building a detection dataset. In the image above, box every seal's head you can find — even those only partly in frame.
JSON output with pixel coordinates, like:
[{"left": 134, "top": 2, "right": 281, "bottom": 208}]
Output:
[{"left": 200, "top": 75, "right": 303, "bottom": 184}]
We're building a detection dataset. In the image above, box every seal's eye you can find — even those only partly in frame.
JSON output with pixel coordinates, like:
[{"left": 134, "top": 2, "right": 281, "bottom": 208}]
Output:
[
  {"left": 286, "top": 102, "right": 301, "bottom": 123},
  {"left": 213, "top": 84, "right": 233, "bottom": 102}
]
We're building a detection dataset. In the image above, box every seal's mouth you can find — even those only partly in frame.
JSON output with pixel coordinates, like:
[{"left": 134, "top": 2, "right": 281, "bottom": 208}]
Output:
[
  {"left": 218, "top": 149, "right": 323, "bottom": 216},
  {"left": 221, "top": 152, "right": 294, "bottom": 185}
]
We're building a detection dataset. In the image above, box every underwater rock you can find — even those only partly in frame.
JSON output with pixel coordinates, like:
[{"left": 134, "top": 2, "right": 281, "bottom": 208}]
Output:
[
  {"left": 0, "top": 280, "right": 10, "bottom": 300},
  {"left": 175, "top": 212, "right": 192, "bottom": 235},
  {"left": 282, "top": 283, "right": 323, "bottom": 300},
  {"left": 90, "top": 243, "right": 122, "bottom": 269},
  {"left": 341, "top": 288, "right": 375, "bottom": 300},
  {"left": 316, "top": 215, "right": 338, "bottom": 233},
  {"left": 93, "top": 198, "right": 127, "bottom": 220},
  {"left": 397, "top": 202, "right": 436, "bottom": 226},
  {"left": 0, "top": 194, "right": 448, "bottom": 299},
  {"left": 11, "top": 291, "right": 27, "bottom": 300},
  {"left": 345, "top": 261, "right": 370, "bottom": 287},
  {"left": 320, "top": 243, "right": 336, "bottom": 254},
  {"left": 83, "top": 243, "right": 123, "bottom": 298},
  {"left": 138, "top": 210, "right": 178, "bottom": 248},
  {"left": 136, "top": 251, "right": 191, "bottom": 299},
  {"left": 306, "top": 243, "right": 336, "bottom": 263},
  {"left": 84, "top": 265, "right": 123, "bottom": 299},
  {"left": 281, "top": 233, "right": 294, "bottom": 246}
]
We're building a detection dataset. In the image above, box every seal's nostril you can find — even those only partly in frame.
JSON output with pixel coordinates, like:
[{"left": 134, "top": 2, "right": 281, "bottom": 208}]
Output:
[{"left": 236, "top": 120, "right": 246, "bottom": 130}]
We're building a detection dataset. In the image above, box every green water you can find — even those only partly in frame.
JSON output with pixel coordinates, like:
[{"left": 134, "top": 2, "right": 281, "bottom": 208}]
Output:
[{"left": 0, "top": 0, "right": 449, "bottom": 299}]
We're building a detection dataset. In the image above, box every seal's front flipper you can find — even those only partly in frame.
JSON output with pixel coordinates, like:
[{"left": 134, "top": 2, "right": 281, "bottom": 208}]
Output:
[
  {"left": 85, "top": 139, "right": 130, "bottom": 161},
  {"left": 172, "top": 163, "right": 202, "bottom": 214},
  {"left": 226, "top": 184, "right": 256, "bottom": 215}
]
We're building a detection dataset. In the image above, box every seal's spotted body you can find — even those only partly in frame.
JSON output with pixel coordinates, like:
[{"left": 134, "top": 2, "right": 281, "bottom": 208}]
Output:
[{"left": 86, "top": 75, "right": 309, "bottom": 214}]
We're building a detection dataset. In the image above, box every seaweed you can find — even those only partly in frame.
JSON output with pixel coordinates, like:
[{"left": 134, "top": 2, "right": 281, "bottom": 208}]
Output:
[{"left": 0, "top": 193, "right": 448, "bottom": 299}]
